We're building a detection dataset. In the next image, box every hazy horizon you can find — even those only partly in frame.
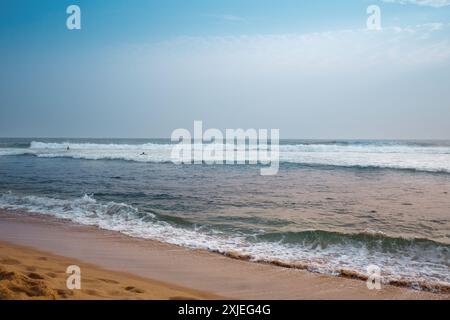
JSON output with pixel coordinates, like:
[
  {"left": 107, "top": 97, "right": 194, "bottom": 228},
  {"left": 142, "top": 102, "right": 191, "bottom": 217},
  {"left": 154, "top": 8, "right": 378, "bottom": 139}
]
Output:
[
  {"left": 2, "top": 136, "right": 450, "bottom": 141},
  {"left": 1, "top": 0, "right": 450, "bottom": 139}
]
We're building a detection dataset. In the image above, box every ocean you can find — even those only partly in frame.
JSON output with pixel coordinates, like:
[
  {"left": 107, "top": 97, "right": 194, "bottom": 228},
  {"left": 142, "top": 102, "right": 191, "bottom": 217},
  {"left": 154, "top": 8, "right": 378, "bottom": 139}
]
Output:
[{"left": 0, "top": 138, "right": 449, "bottom": 291}]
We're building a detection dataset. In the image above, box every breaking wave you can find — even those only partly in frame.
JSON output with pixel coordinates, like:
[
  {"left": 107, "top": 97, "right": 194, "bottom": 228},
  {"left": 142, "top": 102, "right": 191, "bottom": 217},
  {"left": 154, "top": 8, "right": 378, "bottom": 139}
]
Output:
[
  {"left": 1, "top": 140, "right": 450, "bottom": 173},
  {"left": 0, "top": 192, "right": 449, "bottom": 293}
]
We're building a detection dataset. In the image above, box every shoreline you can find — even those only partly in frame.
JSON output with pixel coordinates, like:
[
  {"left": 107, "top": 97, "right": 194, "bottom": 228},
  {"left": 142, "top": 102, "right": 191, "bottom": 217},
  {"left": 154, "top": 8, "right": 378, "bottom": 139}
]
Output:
[{"left": 0, "top": 209, "right": 448, "bottom": 300}]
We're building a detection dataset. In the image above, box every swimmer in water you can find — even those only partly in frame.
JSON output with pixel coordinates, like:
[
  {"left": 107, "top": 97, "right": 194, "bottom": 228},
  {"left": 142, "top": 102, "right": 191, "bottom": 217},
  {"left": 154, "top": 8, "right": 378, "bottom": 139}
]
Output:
[
  {"left": 67, "top": 146, "right": 70, "bottom": 151},
  {"left": 140, "top": 152, "right": 146, "bottom": 156}
]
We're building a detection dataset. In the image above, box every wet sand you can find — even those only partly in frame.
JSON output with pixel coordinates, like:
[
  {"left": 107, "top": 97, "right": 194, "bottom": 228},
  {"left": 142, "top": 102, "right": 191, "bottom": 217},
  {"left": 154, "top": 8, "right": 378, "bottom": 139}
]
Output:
[{"left": 0, "top": 209, "right": 448, "bottom": 300}]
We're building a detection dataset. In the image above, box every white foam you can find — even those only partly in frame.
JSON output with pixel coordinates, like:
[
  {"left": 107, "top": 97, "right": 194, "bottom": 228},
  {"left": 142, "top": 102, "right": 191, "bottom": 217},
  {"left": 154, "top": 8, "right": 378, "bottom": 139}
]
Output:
[
  {"left": 0, "top": 192, "right": 448, "bottom": 288},
  {"left": 2, "top": 141, "right": 450, "bottom": 173}
]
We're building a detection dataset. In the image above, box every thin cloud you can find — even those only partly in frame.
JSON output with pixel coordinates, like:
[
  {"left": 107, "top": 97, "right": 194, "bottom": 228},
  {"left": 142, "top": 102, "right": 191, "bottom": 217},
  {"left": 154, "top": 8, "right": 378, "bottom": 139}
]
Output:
[
  {"left": 204, "top": 14, "right": 247, "bottom": 23},
  {"left": 382, "top": 0, "right": 450, "bottom": 8},
  {"left": 145, "top": 23, "right": 450, "bottom": 72}
]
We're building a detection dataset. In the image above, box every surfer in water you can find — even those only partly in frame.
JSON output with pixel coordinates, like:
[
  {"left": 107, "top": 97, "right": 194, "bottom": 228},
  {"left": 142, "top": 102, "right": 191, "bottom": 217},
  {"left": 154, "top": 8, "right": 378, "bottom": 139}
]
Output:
[{"left": 67, "top": 146, "right": 70, "bottom": 151}]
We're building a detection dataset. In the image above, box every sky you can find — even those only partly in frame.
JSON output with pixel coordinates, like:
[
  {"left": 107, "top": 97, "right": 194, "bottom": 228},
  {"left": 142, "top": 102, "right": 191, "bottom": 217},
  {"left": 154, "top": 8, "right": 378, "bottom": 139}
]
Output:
[{"left": 0, "top": 0, "right": 449, "bottom": 139}]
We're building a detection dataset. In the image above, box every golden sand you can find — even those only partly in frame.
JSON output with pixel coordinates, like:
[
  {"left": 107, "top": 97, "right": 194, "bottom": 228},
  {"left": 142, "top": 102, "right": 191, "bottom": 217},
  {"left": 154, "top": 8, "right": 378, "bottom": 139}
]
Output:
[{"left": 0, "top": 242, "right": 219, "bottom": 300}]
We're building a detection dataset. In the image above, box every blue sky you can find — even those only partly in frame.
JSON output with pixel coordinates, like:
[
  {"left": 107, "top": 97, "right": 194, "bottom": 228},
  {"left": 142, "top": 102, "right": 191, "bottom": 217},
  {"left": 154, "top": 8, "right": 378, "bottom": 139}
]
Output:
[
  {"left": 1, "top": 0, "right": 450, "bottom": 138},
  {"left": 2, "top": 0, "right": 449, "bottom": 47}
]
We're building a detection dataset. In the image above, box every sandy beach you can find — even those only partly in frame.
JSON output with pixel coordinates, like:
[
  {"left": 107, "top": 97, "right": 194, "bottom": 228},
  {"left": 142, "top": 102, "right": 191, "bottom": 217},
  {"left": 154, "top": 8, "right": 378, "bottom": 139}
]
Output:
[
  {"left": 0, "top": 209, "right": 448, "bottom": 300},
  {"left": 0, "top": 241, "right": 219, "bottom": 300}
]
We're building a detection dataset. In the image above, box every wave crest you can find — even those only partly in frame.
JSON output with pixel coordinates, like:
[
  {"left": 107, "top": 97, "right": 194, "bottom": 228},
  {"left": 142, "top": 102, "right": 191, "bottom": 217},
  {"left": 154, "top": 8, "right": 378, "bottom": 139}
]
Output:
[
  {"left": 0, "top": 192, "right": 449, "bottom": 292},
  {"left": 0, "top": 141, "right": 446, "bottom": 173}
]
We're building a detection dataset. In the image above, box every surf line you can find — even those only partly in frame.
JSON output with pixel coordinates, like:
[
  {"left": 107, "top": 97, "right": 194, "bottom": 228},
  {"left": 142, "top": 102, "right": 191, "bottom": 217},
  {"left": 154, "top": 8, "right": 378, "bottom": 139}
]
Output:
[{"left": 171, "top": 121, "right": 280, "bottom": 176}]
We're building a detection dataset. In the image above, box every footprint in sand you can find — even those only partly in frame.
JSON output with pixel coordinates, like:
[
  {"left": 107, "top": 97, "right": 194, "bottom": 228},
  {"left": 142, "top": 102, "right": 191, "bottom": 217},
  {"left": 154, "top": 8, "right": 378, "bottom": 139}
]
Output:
[
  {"left": 56, "top": 289, "right": 74, "bottom": 298},
  {"left": 124, "top": 286, "right": 144, "bottom": 294},
  {"left": 0, "top": 258, "right": 21, "bottom": 265},
  {"left": 0, "top": 268, "right": 57, "bottom": 299},
  {"left": 56, "top": 290, "right": 69, "bottom": 299},
  {"left": 98, "top": 278, "right": 120, "bottom": 284},
  {"left": 107, "top": 290, "right": 123, "bottom": 296},
  {"left": 85, "top": 289, "right": 99, "bottom": 296},
  {"left": 27, "top": 272, "right": 45, "bottom": 280}
]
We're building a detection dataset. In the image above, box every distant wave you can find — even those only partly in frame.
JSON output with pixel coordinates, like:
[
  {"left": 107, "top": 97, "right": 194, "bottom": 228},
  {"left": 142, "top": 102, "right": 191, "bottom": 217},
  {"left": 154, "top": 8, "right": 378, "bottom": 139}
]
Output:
[
  {"left": 1, "top": 191, "right": 449, "bottom": 292},
  {"left": 0, "top": 141, "right": 450, "bottom": 173}
]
